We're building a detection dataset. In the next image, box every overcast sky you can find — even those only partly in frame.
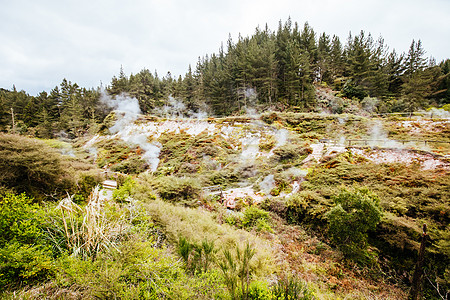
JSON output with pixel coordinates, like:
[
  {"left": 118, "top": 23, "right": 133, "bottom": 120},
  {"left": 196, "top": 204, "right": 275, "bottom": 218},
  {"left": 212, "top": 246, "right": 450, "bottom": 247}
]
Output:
[{"left": 1, "top": 0, "right": 449, "bottom": 96}]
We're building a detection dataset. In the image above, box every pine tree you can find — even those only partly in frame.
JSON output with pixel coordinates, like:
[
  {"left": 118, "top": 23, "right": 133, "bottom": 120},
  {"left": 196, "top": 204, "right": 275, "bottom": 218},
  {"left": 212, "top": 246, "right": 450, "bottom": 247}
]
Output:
[
  {"left": 401, "top": 40, "right": 436, "bottom": 110},
  {"left": 404, "top": 40, "right": 427, "bottom": 76},
  {"left": 437, "top": 59, "right": 450, "bottom": 105},
  {"left": 330, "top": 35, "right": 345, "bottom": 80},
  {"left": 59, "top": 79, "right": 84, "bottom": 137},
  {"left": 317, "top": 32, "right": 332, "bottom": 83},
  {"left": 108, "top": 65, "right": 129, "bottom": 95},
  {"left": 385, "top": 50, "right": 405, "bottom": 97}
]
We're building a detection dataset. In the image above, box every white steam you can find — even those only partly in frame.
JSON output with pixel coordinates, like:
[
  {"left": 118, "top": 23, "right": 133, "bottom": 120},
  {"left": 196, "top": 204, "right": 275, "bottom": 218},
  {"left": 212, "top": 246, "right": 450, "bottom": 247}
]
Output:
[
  {"left": 240, "top": 132, "right": 261, "bottom": 161},
  {"left": 153, "top": 95, "right": 208, "bottom": 119},
  {"left": 102, "top": 92, "right": 161, "bottom": 171},
  {"left": 424, "top": 108, "right": 450, "bottom": 119},
  {"left": 274, "top": 129, "right": 289, "bottom": 147},
  {"left": 369, "top": 120, "right": 402, "bottom": 148},
  {"left": 259, "top": 174, "right": 275, "bottom": 195}
]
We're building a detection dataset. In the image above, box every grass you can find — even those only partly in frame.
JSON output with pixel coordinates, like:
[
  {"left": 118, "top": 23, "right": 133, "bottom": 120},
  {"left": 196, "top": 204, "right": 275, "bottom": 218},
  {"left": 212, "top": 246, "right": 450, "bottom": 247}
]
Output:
[
  {"left": 138, "top": 197, "right": 277, "bottom": 278},
  {"left": 45, "top": 186, "right": 122, "bottom": 260}
]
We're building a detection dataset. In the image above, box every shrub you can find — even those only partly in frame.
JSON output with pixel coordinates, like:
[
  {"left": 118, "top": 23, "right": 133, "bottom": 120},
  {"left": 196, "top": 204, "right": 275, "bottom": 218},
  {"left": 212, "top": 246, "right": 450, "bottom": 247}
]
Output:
[
  {"left": 113, "top": 176, "right": 136, "bottom": 202},
  {"left": 74, "top": 172, "right": 102, "bottom": 202},
  {"left": 326, "top": 188, "right": 382, "bottom": 263},
  {"left": 140, "top": 199, "right": 276, "bottom": 278},
  {"left": 177, "top": 236, "right": 217, "bottom": 275},
  {"left": 45, "top": 189, "right": 122, "bottom": 260},
  {"left": 110, "top": 156, "right": 147, "bottom": 174},
  {"left": 272, "top": 144, "right": 299, "bottom": 162},
  {"left": 271, "top": 276, "right": 314, "bottom": 299},
  {"left": 55, "top": 239, "right": 196, "bottom": 299},
  {"left": 285, "top": 190, "right": 330, "bottom": 225},
  {"left": 242, "top": 206, "right": 273, "bottom": 232},
  {"left": 0, "top": 193, "right": 53, "bottom": 287},
  {"left": 155, "top": 176, "right": 201, "bottom": 205},
  {"left": 0, "top": 134, "right": 69, "bottom": 200},
  {"left": 217, "top": 243, "right": 256, "bottom": 300},
  {"left": 247, "top": 280, "right": 272, "bottom": 299},
  {"left": 0, "top": 243, "right": 53, "bottom": 288}
]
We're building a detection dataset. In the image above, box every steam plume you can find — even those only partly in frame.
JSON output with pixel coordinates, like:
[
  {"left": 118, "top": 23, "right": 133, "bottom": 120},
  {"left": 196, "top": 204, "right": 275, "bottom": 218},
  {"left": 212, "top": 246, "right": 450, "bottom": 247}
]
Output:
[{"left": 101, "top": 92, "right": 161, "bottom": 171}]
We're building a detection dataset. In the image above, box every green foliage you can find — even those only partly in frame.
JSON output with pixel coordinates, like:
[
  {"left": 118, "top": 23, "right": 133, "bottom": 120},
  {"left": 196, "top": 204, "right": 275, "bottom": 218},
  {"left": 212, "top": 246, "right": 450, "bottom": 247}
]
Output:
[
  {"left": 74, "top": 173, "right": 102, "bottom": 202},
  {"left": 0, "top": 134, "right": 70, "bottom": 200},
  {"left": 247, "top": 280, "right": 272, "bottom": 299},
  {"left": 111, "top": 156, "right": 148, "bottom": 174},
  {"left": 55, "top": 238, "right": 225, "bottom": 299},
  {"left": 0, "top": 193, "right": 42, "bottom": 245},
  {"left": 285, "top": 190, "right": 330, "bottom": 225},
  {"left": 155, "top": 175, "right": 201, "bottom": 205},
  {"left": 242, "top": 206, "right": 273, "bottom": 232},
  {"left": 113, "top": 176, "right": 136, "bottom": 202},
  {"left": 140, "top": 198, "right": 275, "bottom": 279},
  {"left": 223, "top": 206, "right": 273, "bottom": 233},
  {"left": 442, "top": 104, "right": 450, "bottom": 111},
  {"left": 271, "top": 276, "right": 314, "bottom": 300},
  {"left": 95, "top": 138, "right": 133, "bottom": 168},
  {"left": 0, "top": 193, "right": 53, "bottom": 287},
  {"left": 217, "top": 242, "right": 256, "bottom": 300},
  {"left": 272, "top": 144, "right": 301, "bottom": 162},
  {"left": 326, "top": 188, "right": 382, "bottom": 262},
  {"left": 341, "top": 80, "right": 367, "bottom": 100},
  {"left": 0, "top": 243, "right": 53, "bottom": 288},
  {"left": 45, "top": 190, "right": 121, "bottom": 260},
  {"left": 177, "top": 236, "right": 217, "bottom": 275}
]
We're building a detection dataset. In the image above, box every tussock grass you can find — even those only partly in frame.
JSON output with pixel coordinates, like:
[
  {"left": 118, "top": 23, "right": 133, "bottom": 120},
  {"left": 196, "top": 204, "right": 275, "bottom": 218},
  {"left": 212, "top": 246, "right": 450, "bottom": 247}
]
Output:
[
  {"left": 46, "top": 187, "right": 122, "bottom": 259},
  {"left": 141, "top": 198, "right": 279, "bottom": 278}
]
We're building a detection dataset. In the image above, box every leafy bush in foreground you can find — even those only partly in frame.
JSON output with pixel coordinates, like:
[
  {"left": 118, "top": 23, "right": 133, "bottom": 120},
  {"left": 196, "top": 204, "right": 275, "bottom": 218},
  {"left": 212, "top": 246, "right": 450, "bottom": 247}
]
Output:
[{"left": 0, "top": 193, "right": 53, "bottom": 287}]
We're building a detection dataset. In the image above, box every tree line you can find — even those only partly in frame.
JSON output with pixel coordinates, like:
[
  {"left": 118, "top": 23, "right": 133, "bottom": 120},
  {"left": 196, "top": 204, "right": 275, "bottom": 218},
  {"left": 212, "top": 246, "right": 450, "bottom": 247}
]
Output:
[{"left": 1, "top": 19, "right": 449, "bottom": 138}]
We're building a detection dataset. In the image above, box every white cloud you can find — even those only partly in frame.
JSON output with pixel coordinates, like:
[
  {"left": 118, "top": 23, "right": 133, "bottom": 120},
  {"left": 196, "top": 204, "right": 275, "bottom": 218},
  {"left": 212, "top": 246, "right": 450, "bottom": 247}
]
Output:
[{"left": 0, "top": 0, "right": 449, "bottom": 95}]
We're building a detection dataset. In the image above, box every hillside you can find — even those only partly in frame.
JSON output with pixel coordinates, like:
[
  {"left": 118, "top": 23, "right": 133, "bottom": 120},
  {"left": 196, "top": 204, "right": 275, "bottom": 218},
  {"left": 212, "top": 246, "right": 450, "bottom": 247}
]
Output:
[
  {"left": 1, "top": 18, "right": 450, "bottom": 141},
  {"left": 1, "top": 94, "right": 448, "bottom": 299}
]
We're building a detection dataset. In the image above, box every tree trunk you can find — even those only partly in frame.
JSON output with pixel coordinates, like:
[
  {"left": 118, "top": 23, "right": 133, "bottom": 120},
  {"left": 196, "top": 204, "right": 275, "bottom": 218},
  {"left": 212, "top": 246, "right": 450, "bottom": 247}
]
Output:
[
  {"left": 11, "top": 107, "right": 15, "bottom": 133},
  {"left": 409, "top": 224, "right": 428, "bottom": 300}
]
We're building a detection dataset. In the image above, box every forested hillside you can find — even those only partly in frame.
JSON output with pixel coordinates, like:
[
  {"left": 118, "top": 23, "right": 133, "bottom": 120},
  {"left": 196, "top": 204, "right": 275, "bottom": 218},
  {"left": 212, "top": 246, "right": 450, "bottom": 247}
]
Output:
[{"left": 1, "top": 19, "right": 449, "bottom": 138}]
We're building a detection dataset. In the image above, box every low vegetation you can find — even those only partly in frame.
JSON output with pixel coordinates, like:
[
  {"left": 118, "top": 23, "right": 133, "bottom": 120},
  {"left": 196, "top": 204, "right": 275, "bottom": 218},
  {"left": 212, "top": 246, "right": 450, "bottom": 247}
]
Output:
[{"left": 0, "top": 111, "right": 448, "bottom": 299}]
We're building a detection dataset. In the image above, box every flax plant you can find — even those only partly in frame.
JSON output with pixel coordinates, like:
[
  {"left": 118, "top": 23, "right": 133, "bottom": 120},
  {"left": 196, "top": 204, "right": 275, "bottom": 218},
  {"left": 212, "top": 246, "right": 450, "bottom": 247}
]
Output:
[{"left": 46, "top": 186, "right": 120, "bottom": 260}]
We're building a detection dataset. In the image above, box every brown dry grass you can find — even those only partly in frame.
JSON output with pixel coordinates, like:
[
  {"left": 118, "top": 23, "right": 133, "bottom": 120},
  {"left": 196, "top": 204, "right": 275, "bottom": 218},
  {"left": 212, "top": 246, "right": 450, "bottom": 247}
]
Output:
[{"left": 269, "top": 215, "right": 407, "bottom": 299}]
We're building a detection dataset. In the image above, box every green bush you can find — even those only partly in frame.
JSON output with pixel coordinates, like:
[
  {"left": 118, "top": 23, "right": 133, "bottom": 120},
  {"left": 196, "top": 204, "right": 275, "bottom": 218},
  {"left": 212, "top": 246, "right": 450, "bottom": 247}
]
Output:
[
  {"left": 113, "top": 176, "right": 136, "bottom": 202},
  {"left": 326, "top": 188, "right": 382, "bottom": 263},
  {"left": 217, "top": 243, "right": 256, "bottom": 300},
  {"left": 156, "top": 176, "right": 201, "bottom": 205},
  {"left": 74, "top": 172, "right": 102, "bottom": 202},
  {"left": 0, "top": 242, "right": 53, "bottom": 288},
  {"left": 110, "top": 156, "right": 147, "bottom": 174},
  {"left": 0, "top": 193, "right": 53, "bottom": 287},
  {"left": 54, "top": 237, "right": 226, "bottom": 299},
  {"left": 271, "top": 276, "right": 314, "bottom": 299},
  {"left": 272, "top": 144, "right": 300, "bottom": 162},
  {"left": 285, "top": 190, "right": 330, "bottom": 225},
  {"left": 242, "top": 206, "right": 273, "bottom": 232},
  {"left": 0, "top": 134, "right": 69, "bottom": 200},
  {"left": 247, "top": 280, "right": 272, "bottom": 299},
  {"left": 177, "top": 236, "right": 217, "bottom": 275}
]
